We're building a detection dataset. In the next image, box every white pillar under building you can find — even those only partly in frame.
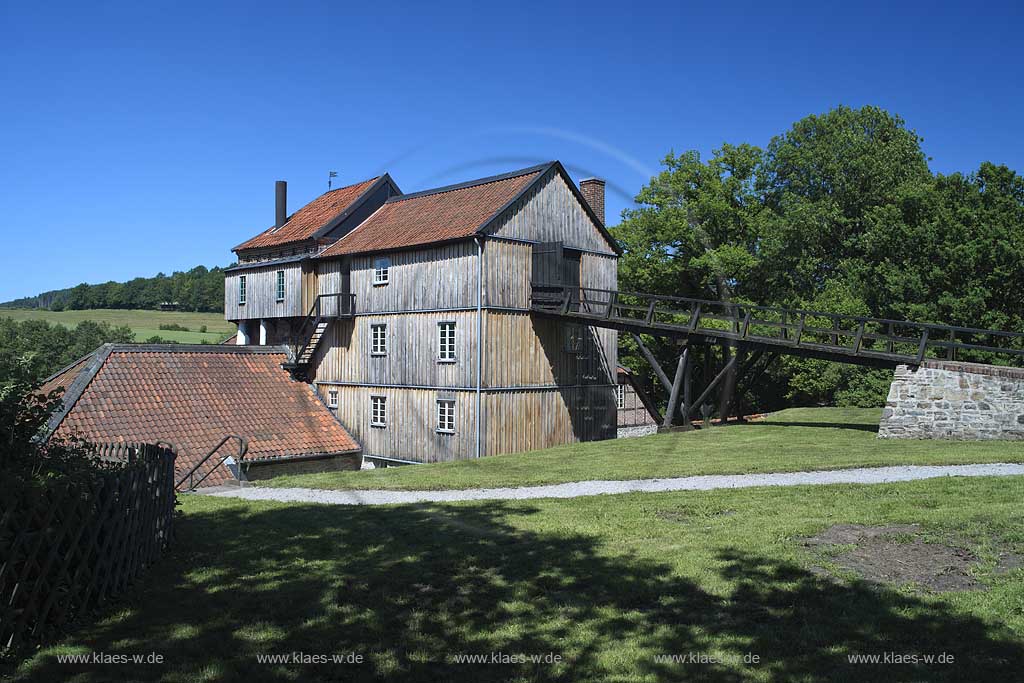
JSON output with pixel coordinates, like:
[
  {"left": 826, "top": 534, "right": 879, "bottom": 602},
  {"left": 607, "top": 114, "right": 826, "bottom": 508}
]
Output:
[
  {"left": 259, "top": 319, "right": 269, "bottom": 346},
  {"left": 235, "top": 321, "right": 250, "bottom": 345}
]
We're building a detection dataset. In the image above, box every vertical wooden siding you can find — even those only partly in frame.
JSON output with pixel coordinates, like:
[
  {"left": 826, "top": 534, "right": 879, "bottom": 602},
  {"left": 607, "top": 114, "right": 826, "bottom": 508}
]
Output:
[
  {"left": 580, "top": 252, "right": 618, "bottom": 292},
  {"left": 326, "top": 385, "right": 477, "bottom": 462},
  {"left": 483, "top": 239, "right": 532, "bottom": 309},
  {"left": 349, "top": 242, "right": 479, "bottom": 313},
  {"left": 224, "top": 263, "right": 303, "bottom": 321},
  {"left": 483, "top": 386, "right": 616, "bottom": 456},
  {"left": 487, "top": 168, "right": 618, "bottom": 254},
  {"left": 484, "top": 312, "right": 616, "bottom": 387},
  {"left": 312, "top": 311, "right": 479, "bottom": 388},
  {"left": 483, "top": 238, "right": 618, "bottom": 310}
]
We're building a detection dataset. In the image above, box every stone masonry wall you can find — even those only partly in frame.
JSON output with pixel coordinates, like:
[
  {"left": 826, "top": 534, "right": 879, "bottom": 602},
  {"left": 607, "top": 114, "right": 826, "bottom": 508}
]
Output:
[
  {"left": 879, "top": 360, "right": 1024, "bottom": 440},
  {"left": 243, "top": 453, "right": 362, "bottom": 481},
  {"left": 618, "top": 425, "right": 658, "bottom": 439}
]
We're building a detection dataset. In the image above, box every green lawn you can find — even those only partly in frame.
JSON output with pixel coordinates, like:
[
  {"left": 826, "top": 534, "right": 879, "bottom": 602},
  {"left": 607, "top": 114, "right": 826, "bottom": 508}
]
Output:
[
  {"left": 0, "top": 308, "right": 234, "bottom": 344},
  {"left": 257, "top": 407, "right": 1024, "bottom": 491},
  {"left": 8, "top": 476, "right": 1024, "bottom": 681}
]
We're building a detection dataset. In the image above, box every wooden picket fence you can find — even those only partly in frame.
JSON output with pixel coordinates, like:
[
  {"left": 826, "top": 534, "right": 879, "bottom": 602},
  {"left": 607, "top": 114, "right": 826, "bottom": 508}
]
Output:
[{"left": 0, "top": 443, "right": 176, "bottom": 651}]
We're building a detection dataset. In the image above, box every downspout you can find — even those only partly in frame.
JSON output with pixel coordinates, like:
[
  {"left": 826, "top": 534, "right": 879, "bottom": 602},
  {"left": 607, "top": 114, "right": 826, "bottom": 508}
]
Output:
[{"left": 474, "top": 235, "right": 485, "bottom": 458}]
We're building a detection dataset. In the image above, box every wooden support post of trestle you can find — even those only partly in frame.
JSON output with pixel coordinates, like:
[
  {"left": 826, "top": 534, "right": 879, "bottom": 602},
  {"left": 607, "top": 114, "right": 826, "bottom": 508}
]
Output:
[
  {"left": 632, "top": 334, "right": 673, "bottom": 395},
  {"left": 717, "top": 342, "right": 739, "bottom": 425},
  {"left": 680, "top": 350, "right": 693, "bottom": 429},
  {"left": 662, "top": 349, "right": 689, "bottom": 429},
  {"left": 729, "top": 350, "right": 774, "bottom": 419},
  {"left": 687, "top": 351, "right": 740, "bottom": 419}
]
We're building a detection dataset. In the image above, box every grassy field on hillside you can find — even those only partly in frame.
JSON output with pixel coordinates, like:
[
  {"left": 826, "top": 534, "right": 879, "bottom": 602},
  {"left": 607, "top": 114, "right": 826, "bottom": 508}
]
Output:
[
  {"left": 0, "top": 308, "right": 234, "bottom": 344},
  {"left": 10, "top": 476, "right": 1024, "bottom": 681},
  {"left": 258, "top": 407, "right": 1024, "bottom": 491}
]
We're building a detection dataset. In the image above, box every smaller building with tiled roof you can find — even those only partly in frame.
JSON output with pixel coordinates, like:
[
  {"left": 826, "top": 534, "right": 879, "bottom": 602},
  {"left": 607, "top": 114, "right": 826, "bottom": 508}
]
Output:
[
  {"left": 42, "top": 344, "right": 361, "bottom": 487},
  {"left": 233, "top": 175, "right": 401, "bottom": 256}
]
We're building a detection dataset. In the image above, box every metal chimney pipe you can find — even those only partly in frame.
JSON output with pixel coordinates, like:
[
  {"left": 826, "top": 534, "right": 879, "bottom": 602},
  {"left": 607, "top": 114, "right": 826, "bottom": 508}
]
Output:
[{"left": 275, "top": 180, "right": 287, "bottom": 228}]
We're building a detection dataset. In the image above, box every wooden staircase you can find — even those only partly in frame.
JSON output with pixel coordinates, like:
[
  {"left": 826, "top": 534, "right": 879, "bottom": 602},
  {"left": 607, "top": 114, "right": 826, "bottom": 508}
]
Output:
[
  {"left": 282, "top": 293, "right": 355, "bottom": 379},
  {"left": 296, "top": 320, "right": 331, "bottom": 365}
]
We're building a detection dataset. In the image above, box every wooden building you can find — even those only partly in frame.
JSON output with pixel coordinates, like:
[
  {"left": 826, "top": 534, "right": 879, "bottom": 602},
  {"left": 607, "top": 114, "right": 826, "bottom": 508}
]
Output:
[{"left": 226, "top": 161, "right": 620, "bottom": 465}]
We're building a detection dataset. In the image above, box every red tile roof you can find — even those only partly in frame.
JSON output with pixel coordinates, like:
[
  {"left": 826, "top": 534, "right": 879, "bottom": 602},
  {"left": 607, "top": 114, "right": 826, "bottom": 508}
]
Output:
[
  {"left": 319, "top": 165, "right": 546, "bottom": 257},
  {"left": 234, "top": 176, "right": 382, "bottom": 252},
  {"left": 46, "top": 345, "right": 360, "bottom": 487},
  {"left": 39, "top": 354, "right": 93, "bottom": 397}
]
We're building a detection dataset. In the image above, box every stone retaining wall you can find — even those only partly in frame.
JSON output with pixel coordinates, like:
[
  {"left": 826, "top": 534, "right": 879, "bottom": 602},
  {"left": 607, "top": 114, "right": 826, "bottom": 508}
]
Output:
[
  {"left": 879, "top": 360, "right": 1024, "bottom": 440},
  {"left": 243, "top": 453, "right": 362, "bottom": 480},
  {"left": 618, "top": 425, "right": 658, "bottom": 439}
]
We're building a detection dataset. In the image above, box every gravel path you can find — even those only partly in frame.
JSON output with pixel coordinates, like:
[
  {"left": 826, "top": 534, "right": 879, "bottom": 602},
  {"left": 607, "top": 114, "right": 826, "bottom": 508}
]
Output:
[{"left": 196, "top": 463, "right": 1024, "bottom": 506}]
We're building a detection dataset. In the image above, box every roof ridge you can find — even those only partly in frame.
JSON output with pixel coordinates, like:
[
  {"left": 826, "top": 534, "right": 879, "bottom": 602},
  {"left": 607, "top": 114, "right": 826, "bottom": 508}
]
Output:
[
  {"left": 106, "top": 343, "right": 290, "bottom": 354},
  {"left": 266, "top": 177, "right": 378, "bottom": 235},
  {"left": 386, "top": 161, "right": 555, "bottom": 203},
  {"left": 41, "top": 344, "right": 115, "bottom": 441},
  {"left": 234, "top": 175, "right": 384, "bottom": 252},
  {"left": 322, "top": 175, "right": 381, "bottom": 195},
  {"left": 39, "top": 350, "right": 99, "bottom": 387}
]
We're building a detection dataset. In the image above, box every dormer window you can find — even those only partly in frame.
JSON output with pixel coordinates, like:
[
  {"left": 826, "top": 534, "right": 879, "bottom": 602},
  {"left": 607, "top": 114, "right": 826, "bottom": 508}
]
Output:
[
  {"left": 373, "top": 257, "right": 390, "bottom": 285},
  {"left": 275, "top": 270, "right": 286, "bottom": 302}
]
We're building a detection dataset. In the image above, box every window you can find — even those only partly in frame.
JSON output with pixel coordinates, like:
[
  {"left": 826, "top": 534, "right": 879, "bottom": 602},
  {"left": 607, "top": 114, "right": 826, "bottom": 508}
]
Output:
[
  {"left": 275, "top": 270, "right": 286, "bottom": 301},
  {"left": 436, "top": 399, "right": 455, "bottom": 433},
  {"left": 238, "top": 275, "right": 246, "bottom": 305},
  {"left": 371, "top": 395, "right": 387, "bottom": 427},
  {"left": 328, "top": 389, "right": 338, "bottom": 408},
  {"left": 371, "top": 324, "right": 387, "bottom": 356},
  {"left": 565, "top": 325, "right": 583, "bottom": 354},
  {"left": 616, "top": 384, "right": 626, "bottom": 410},
  {"left": 437, "top": 322, "right": 456, "bottom": 362},
  {"left": 373, "top": 257, "right": 390, "bottom": 285}
]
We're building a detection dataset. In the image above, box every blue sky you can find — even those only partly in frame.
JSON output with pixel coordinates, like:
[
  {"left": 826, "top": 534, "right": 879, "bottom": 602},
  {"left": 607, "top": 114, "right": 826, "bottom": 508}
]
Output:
[{"left": 1, "top": 0, "right": 1022, "bottom": 301}]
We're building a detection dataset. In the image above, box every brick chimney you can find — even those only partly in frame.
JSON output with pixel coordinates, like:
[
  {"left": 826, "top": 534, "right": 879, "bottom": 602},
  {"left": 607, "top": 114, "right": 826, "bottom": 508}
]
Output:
[
  {"left": 579, "top": 177, "right": 605, "bottom": 225},
  {"left": 275, "top": 180, "right": 287, "bottom": 228}
]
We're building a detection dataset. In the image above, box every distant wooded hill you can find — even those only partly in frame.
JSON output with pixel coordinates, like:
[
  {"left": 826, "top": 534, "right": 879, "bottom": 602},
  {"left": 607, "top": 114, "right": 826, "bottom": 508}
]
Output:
[{"left": 1, "top": 265, "right": 228, "bottom": 313}]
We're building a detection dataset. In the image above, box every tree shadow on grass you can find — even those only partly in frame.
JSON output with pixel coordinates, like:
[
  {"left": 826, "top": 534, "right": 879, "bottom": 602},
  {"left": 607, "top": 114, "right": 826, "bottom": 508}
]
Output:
[
  {"left": 10, "top": 500, "right": 1022, "bottom": 682},
  {"left": 760, "top": 420, "right": 880, "bottom": 433}
]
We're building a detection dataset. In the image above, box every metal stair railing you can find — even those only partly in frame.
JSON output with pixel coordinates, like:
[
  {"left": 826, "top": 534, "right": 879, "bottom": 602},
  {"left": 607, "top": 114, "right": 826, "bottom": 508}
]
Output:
[
  {"left": 175, "top": 435, "right": 249, "bottom": 491},
  {"left": 291, "top": 293, "right": 355, "bottom": 367}
]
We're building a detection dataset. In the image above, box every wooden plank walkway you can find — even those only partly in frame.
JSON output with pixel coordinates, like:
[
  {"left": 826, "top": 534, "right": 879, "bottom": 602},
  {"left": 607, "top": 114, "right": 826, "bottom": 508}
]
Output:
[{"left": 531, "top": 284, "right": 1024, "bottom": 369}]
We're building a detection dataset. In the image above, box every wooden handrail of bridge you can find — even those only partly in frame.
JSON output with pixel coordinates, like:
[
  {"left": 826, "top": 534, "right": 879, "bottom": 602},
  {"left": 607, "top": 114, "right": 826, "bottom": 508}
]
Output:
[{"left": 530, "top": 283, "right": 1024, "bottom": 367}]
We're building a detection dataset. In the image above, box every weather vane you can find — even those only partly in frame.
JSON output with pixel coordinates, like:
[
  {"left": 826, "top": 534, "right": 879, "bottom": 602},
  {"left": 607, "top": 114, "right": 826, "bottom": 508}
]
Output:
[{"left": 328, "top": 170, "right": 338, "bottom": 190}]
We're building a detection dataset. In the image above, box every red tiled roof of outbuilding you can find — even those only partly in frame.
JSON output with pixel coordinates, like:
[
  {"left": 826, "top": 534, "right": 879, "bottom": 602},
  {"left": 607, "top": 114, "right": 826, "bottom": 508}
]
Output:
[{"left": 45, "top": 345, "right": 360, "bottom": 487}]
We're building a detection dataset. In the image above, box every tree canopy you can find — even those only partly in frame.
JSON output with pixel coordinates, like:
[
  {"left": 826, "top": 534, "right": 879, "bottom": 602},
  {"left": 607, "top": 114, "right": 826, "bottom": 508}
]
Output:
[
  {"left": 2, "top": 265, "right": 227, "bottom": 313},
  {"left": 612, "top": 105, "right": 1024, "bottom": 408}
]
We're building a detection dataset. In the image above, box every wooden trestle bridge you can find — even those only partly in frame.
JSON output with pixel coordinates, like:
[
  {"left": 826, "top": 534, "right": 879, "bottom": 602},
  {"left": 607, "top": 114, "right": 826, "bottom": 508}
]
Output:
[{"left": 531, "top": 283, "right": 1024, "bottom": 429}]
